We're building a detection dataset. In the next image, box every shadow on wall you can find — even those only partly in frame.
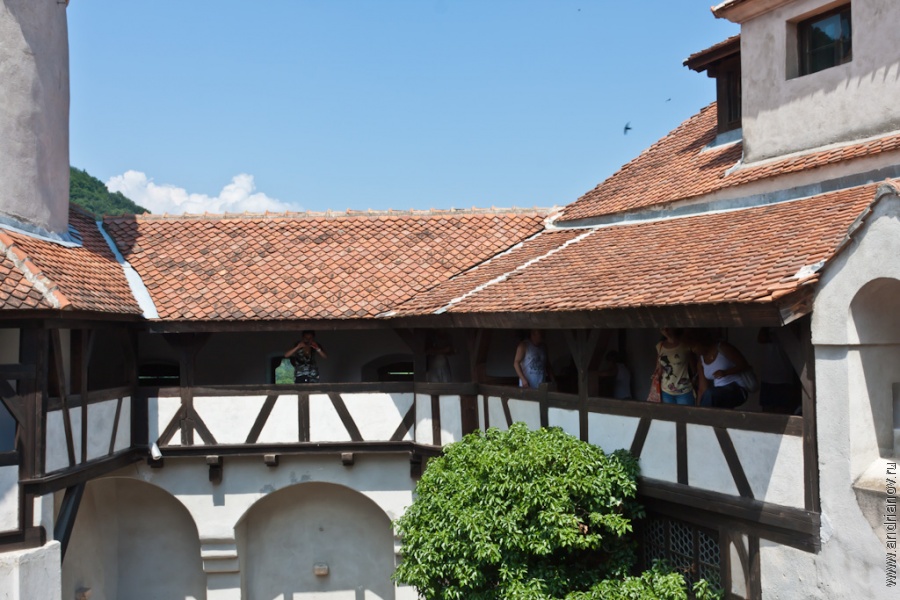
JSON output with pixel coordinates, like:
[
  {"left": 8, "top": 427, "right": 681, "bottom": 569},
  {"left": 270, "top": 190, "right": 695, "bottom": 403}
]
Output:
[
  {"left": 235, "top": 481, "right": 396, "bottom": 600},
  {"left": 62, "top": 477, "right": 206, "bottom": 600}
]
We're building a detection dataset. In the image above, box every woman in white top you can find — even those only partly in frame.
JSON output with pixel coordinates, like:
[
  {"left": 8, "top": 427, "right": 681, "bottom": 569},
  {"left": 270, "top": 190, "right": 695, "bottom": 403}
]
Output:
[
  {"left": 692, "top": 333, "right": 752, "bottom": 409},
  {"left": 514, "top": 329, "right": 553, "bottom": 389}
]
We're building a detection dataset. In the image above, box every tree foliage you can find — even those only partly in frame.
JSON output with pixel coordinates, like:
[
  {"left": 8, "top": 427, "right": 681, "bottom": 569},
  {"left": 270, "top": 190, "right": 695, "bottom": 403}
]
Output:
[
  {"left": 393, "top": 423, "right": 720, "bottom": 600},
  {"left": 69, "top": 167, "right": 147, "bottom": 216}
]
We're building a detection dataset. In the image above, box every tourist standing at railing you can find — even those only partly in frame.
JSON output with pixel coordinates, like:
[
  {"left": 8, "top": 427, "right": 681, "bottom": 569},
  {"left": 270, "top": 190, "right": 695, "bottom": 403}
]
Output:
[
  {"left": 656, "top": 328, "right": 696, "bottom": 405},
  {"left": 285, "top": 330, "right": 328, "bottom": 383},
  {"left": 692, "top": 331, "right": 753, "bottom": 409},
  {"left": 514, "top": 329, "right": 553, "bottom": 389}
]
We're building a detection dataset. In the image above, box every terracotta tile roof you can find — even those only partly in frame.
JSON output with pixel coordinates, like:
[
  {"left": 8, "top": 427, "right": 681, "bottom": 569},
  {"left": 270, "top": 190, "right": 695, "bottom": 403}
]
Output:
[
  {"left": 396, "top": 183, "right": 883, "bottom": 315},
  {"left": 102, "top": 210, "right": 547, "bottom": 321},
  {"left": 0, "top": 249, "right": 52, "bottom": 310},
  {"left": 394, "top": 229, "right": 584, "bottom": 315},
  {"left": 0, "top": 208, "right": 142, "bottom": 314},
  {"left": 558, "top": 103, "right": 900, "bottom": 223}
]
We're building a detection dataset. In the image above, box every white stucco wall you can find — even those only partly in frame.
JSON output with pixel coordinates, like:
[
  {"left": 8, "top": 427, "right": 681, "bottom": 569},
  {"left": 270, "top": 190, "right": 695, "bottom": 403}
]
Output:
[
  {"left": 0, "top": 0, "right": 70, "bottom": 237},
  {"left": 0, "top": 542, "right": 61, "bottom": 600},
  {"left": 759, "top": 188, "right": 900, "bottom": 599},
  {"left": 740, "top": 0, "right": 900, "bottom": 162},
  {"left": 45, "top": 395, "right": 132, "bottom": 473}
]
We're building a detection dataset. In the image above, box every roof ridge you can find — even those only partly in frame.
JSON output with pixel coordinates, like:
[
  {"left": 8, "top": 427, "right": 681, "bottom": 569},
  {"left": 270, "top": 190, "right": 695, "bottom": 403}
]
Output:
[
  {"left": 104, "top": 206, "right": 556, "bottom": 223},
  {"left": 0, "top": 230, "right": 71, "bottom": 310}
]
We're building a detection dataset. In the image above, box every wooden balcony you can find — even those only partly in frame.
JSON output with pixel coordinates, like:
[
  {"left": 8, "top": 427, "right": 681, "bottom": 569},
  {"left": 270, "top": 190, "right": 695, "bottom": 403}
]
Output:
[{"left": 30, "top": 380, "right": 819, "bottom": 552}]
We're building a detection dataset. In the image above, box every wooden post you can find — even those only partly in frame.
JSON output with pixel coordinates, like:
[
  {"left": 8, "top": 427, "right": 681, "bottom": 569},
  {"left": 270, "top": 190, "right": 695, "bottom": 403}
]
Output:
[
  {"left": 467, "top": 329, "right": 491, "bottom": 384},
  {"left": 164, "top": 333, "right": 210, "bottom": 448},
  {"left": 563, "top": 329, "right": 608, "bottom": 441}
]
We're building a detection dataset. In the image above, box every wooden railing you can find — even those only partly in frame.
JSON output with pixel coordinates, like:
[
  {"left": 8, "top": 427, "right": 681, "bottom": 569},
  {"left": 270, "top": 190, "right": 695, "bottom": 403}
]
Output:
[{"left": 34, "top": 380, "right": 819, "bottom": 551}]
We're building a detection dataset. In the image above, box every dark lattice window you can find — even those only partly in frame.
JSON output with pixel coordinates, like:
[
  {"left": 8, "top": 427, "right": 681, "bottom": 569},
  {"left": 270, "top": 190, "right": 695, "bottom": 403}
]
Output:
[{"left": 642, "top": 516, "right": 721, "bottom": 593}]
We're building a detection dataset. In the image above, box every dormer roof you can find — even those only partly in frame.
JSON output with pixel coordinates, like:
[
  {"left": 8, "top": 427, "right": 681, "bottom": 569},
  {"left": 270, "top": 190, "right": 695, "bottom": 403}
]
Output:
[{"left": 684, "top": 35, "right": 740, "bottom": 73}]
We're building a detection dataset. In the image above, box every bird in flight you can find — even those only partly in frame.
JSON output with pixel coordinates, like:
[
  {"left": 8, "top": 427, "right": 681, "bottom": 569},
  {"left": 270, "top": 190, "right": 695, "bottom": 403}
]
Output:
[{"left": 623, "top": 122, "right": 632, "bottom": 135}]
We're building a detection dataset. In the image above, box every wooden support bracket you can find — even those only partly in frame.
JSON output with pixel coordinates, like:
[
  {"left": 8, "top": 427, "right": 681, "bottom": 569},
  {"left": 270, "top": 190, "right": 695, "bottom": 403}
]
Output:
[{"left": 207, "top": 455, "right": 223, "bottom": 483}]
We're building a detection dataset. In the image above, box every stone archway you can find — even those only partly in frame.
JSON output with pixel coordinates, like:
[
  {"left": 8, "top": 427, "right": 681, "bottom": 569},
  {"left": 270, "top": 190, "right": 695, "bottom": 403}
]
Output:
[
  {"left": 236, "top": 481, "right": 396, "bottom": 600},
  {"left": 62, "top": 477, "right": 206, "bottom": 600}
]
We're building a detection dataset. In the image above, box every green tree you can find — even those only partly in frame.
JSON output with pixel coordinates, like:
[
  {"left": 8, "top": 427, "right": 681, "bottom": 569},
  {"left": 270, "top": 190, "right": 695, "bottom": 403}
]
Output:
[
  {"left": 69, "top": 167, "right": 148, "bottom": 216},
  {"left": 393, "top": 423, "right": 720, "bottom": 600}
]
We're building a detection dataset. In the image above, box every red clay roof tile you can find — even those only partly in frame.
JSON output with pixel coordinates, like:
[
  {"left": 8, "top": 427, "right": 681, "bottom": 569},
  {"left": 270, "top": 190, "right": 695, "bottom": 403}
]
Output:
[
  {"left": 0, "top": 208, "right": 141, "bottom": 314},
  {"left": 103, "top": 210, "right": 547, "bottom": 321},
  {"left": 558, "top": 103, "right": 900, "bottom": 223},
  {"left": 395, "top": 183, "right": 882, "bottom": 315}
]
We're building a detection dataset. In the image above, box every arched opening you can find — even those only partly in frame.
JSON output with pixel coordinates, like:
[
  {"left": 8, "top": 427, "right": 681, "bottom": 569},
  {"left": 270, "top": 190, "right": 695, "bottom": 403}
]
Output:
[
  {"left": 850, "top": 277, "right": 900, "bottom": 459},
  {"left": 62, "top": 478, "right": 206, "bottom": 600},
  {"left": 236, "top": 482, "right": 396, "bottom": 600}
]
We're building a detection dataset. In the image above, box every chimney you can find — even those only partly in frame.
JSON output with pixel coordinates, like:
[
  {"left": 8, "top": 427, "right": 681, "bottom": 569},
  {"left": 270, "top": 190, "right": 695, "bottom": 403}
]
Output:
[{"left": 0, "top": 0, "right": 70, "bottom": 240}]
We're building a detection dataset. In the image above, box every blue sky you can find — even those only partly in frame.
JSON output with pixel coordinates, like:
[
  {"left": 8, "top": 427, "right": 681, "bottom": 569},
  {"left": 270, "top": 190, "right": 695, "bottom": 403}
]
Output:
[{"left": 67, "top": 1, "right": 737, "bottom": 214}]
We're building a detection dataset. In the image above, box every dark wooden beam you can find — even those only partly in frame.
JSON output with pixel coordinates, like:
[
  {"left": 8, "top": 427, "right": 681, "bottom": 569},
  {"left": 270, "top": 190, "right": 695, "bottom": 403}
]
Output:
[
  {"left": 389, "top": 402, "right": 416, "bottom": 442},
  {"left": 748, "top": 536, "right": 762, "bottom": 599},
  {"left": 298, "top": 393, "right": 310, "bottom": 442},
  {"left": 638, "top": 478, "right": 820, "bottom": 552},
  {"left": 460, "top": 394, "right": 478, "bottom": 435},
  {"left": 630, "top": 417, "right": 652, "bottom": 457},
  {"left": 53, "top": 483, "right": 85, "bottom": 562},
  {"left": 245, "top": 394, "right": 278, "bottom": 444},
  {"left": 431, "top": 395, "right": 442, "bottom": 446},
  {"left": 50, "top": 330, "right": 76, "bottom": 468},
  {"left": 714, "top": 427, "right": 754, "bottom": 499},
  {"left": 328, "top": 393, "right": 363, "bottom": 442},
  {"left": 676, "top": 421, "right": 688, "bottom": 485},
  {"left": 19, "top": 329, "right": 49, "bottom": 478},
  {"left": 77, "top": 330, "right": 88, "bottom": 463},
  {"left": 500, "top": 395, "right": 513, "bottom": 429},
  {"left": 467, "top": 329, "right": 492, "bottom": 384},
  {"left": 0, "top": 527, "right": 46, "bottom": 553},
  {"left": 144, "top": 440, "right": 443, "bottom": 461},
  {"left": 0, "top": 364, "right": 35, "bottom": 379},
  {"left": 0, "top": 379, "right": 26, "bottom": 425},
  {"left": 23, "top": 448, "right": 145, "bottom": 496},
  {"left": 108, "top": 396, "right": 124, "bottom": 455},
  {"left": 799, "top": 327, "right": 820, "bottom": 513}
]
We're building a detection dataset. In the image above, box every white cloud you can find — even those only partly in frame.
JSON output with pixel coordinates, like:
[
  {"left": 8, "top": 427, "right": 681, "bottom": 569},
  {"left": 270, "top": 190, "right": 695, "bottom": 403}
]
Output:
[{"left": 106, "top": 171, "right": 298, "bottom": 215}]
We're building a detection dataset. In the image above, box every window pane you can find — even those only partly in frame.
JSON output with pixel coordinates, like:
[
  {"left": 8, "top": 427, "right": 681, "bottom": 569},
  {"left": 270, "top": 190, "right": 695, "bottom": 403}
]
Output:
[{"left": 799, "top": 6, "right": 851, "bottom": 76}]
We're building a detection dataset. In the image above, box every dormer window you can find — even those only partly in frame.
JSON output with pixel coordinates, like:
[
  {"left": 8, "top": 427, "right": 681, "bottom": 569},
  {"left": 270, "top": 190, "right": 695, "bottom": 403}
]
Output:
[
  {"left": 684, "top": 35, "right": 742, "bottom": 135},
  {"left": 798, "top": 5, "right": 852, "bottom": 76}
]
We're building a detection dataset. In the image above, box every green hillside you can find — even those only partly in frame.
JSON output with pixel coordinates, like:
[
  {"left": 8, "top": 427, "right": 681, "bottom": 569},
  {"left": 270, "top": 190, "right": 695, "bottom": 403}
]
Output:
[{"left": 70, "top": 167, "right": 148, "bottom": 216}]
